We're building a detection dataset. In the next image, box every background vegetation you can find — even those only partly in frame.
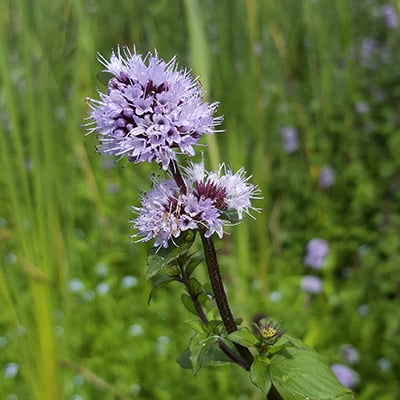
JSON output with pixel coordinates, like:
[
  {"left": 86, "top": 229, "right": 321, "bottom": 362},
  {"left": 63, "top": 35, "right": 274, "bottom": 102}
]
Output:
[{"left": 1, "top": 0, "right": 399, "bottom": 398}]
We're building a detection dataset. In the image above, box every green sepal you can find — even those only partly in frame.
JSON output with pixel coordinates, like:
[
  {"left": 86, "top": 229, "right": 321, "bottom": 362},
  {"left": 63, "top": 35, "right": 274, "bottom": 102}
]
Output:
[
  {"left": 227, "top": 327, "right": 260, "bottom": 347},
  {"left": 250, "top": 354, "right": 272, "bottom": 395},
  {"left": 270, "top": 346, "right": 355, "bottom": 400}
]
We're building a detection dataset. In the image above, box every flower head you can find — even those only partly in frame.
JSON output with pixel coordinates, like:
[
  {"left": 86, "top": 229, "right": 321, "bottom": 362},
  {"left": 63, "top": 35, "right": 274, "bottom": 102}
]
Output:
[
  {"left": 254, "top": 319, "right": 286, "bottom": 346},
  {"left": 304, "top": 238, "right": 329, "bottom": 269},
  {"left": 85, "top": 46, "right": 222, "bottom": 169},
  {"left": 186, "top": 162, "right": 260, "bottom": 221},
  {"left": 131, "top": 163, "right": 259, "bottom": 248}
]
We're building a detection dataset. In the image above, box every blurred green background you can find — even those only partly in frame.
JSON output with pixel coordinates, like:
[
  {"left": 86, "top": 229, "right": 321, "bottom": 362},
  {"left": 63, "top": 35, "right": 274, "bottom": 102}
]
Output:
[{"left": 1, "top": 0, "right": 400, "bottom": 398}]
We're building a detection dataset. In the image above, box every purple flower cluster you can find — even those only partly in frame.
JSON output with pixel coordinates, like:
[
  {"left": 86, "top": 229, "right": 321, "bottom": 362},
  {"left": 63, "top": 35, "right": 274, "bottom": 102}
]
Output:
[
  {"left": 131, "top": 162, "right": 259, "bottom": 248},
  {"left": 85, "top": 47, "right": 222, "bottom": 169}
]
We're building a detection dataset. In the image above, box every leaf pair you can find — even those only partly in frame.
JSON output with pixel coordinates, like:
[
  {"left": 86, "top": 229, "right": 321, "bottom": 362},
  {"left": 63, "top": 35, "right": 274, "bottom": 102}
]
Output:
[{"left": 251, "top": 345, "right": 354, "bottom": 399}]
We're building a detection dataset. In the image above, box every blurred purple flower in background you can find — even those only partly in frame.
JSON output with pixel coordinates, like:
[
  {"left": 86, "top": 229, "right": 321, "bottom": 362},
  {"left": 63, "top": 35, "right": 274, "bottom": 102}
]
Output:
[
  {"left": 355, "top": 101, "right": 369, "bottom": 114},
  {"left": 360, "top": 38, "right": 378, "bottom": 68},
  {"left": 381, "top": 4, "right": 398, "bottom": 28},
  {"left": 281, "top": 127, "right": 298, "bottom": 153},
  {"left": 377, "top": 357, "right": 392, "bottom": 372},
  {"left": 85, "top": 46, "right": 222, "bottom": 169},
  {"left": 340, "top": 344, "right": 360, "bottom": 365},
  {"left": 331, "top": 364, "right": 359, "bottom": 389},
  {"left": 304, "top": 238, "right": 329, "bottom": 269},
  {"left": 319, "top": 166, "right": 335, "bottom": 188},
  {"left": 300, "top": 275, "right": 323, "bottom": 294}
]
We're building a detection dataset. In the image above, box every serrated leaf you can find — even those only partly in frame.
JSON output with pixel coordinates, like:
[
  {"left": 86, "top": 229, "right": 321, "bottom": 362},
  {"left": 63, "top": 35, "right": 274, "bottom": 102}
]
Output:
[
  {"left": 270, "top": 347, "right": 354, "bottom": 400},
  {"left": 250, "top": 354, "right": 272, "bottom": 395},
  {"left": 227, "top": 327, "right": 260, "bottom": 347},
  {"left": 145, "top": 234, "right": 194, "bottom": 279}
]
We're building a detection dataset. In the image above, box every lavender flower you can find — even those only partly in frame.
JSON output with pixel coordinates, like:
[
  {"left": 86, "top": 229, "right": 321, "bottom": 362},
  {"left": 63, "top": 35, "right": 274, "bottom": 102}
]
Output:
[
  {"left": 318, "top": 166, "right": 335, "bottom": 188},
  {"left": 131, "top": 163, "right": 259, "bottom": 248},
  {"left": 304, "top": 238, "right": 329, "bottom": 269},
  {"left": 186, "top": 161, "right": 260, "bottom": 220},
  {"left": 85, "top": 46, "right": 222, "bottom": 169},
  {"left": 300, "top": 275, "right": 323, "bottom": 294},
  {"left": 331, "top": 364, "right": 359, "bottom": 389},
  {"left": 280, "top": 127, "right": 298, "bottom": 153}
]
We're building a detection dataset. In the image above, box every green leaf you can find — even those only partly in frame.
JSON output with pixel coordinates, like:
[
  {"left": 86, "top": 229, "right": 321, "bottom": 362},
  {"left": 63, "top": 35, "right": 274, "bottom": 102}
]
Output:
[
  {"left": 270, "top": 347, "right": 354, "bottom": 400},
  {"left": 205, "top": 319, "right": 223, "bottom": 335},
  {"left": 227, "top": 327, "right": 260, "bottom": 347},
  {"left": 185, "top": 318, "right": 204, "bottom": 334},
  {"left": 250, "top": 354, "right": 272, "bottom": 395},
  {"left": 267, "top": 334, "right": 300, "bottom": 355},
  {"left": 181, "top": 293, "right": 198, "bottom": 316},
  {"left": 145, "top": 233, "right": 194, "bottom": 279},
  {"left": 185, "top": 252, "right": 204, "bottom": 277},
  {"left": 189, "top": 334, "right": 232, "bottom": 374},
  {"left": 176, "top": 347, "right": 192, "bottom": 369},
  {"left": 189, "top": 277, "right": 206, "bottom": 296},
  {"left": 147, "top": 275, "right": 177, "bottom": 304}
]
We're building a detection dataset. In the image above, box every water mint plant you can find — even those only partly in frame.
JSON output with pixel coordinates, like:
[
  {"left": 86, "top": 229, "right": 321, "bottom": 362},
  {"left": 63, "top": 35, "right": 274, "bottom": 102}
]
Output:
[{"left": 85, "top": 45, "right": 354, "bottom": 400}]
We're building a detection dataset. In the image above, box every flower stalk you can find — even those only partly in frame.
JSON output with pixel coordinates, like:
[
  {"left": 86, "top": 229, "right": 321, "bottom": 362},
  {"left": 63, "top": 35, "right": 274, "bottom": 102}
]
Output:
[
  {"left": 169, "top": 159, "right": 187, "bottom": 195},
  {"left": 199, "top": 230, "right": 254, "bottom": 369}
]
